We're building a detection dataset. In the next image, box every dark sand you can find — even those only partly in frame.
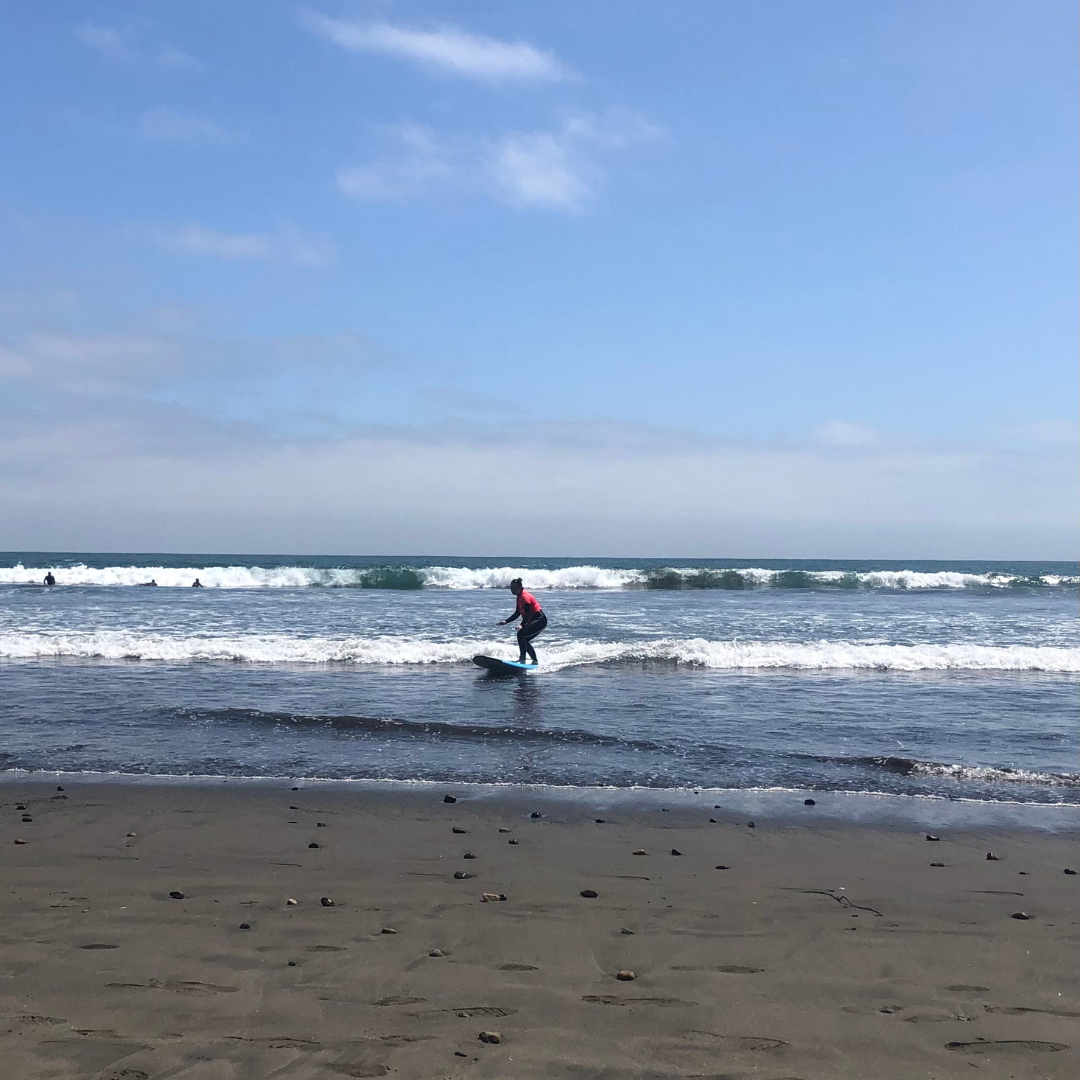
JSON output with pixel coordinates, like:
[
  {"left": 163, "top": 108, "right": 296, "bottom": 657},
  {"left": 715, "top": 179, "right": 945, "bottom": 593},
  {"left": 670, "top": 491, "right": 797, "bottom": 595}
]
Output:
[{"left": 1, "top": 781, "right": 1077, "bottom": 1079}]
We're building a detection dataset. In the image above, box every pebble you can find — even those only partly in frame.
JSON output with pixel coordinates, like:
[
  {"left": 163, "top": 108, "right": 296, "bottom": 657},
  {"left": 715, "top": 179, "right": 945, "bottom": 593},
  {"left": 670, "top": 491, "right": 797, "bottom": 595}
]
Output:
[
  {"left": 290, "top": 805, "right": 298, "bottom": 810},
  {"left": 126, "top": 832, "right": 136, "bottom": 837},
  {"left": 288, "top": 960, "right": 297, "bottom": 966},
  {"left": 1064, "top": 868, "right": 1076, "bottom": 875},
  {"left": 454, "top": 1050, "right": 467, "bottom": 1057},
  {"left": 632, "top": 849, "right": 647, "bottom": 856},
  {"left": 715, "top": 865, "right": 730, "bottom": 870},
  {"left": 986, "top": 852, "right": 1000, "bottom": 861},
  {"left": 56, "top": 786, "right": 64, "bottom": 791},
  {"left": 15, "top": 804, "right": 26, "bottom": 811},
  {"left": 286, "top": 898, "right": 298, "bottom": 906},
  {"left": 478, "top": 1031, "right": 501, "bottom": 1044},
  {"left": 498, "top": 827, "right": 510, "bottom": 833},
  {"left": 1010, "top": 911, "right": 1032, "bottom": 920},
  {"left": 709, "top": 818, "right": 717, "bottom": 823},
  {"left": 13, "top": 839, "right": 26, "bottom": 845},
  {"left": 670, "top": 848, "right": 683, "bottom": 856},
  {"left": 239, "top": 923, "right": 251, "bottom": 930},
  {"left": 291, "top": 787, "right": 299, "bottom": 791},
  {"left": 21, "top": 815, "right": 32, "bottom": 822},
  {"left": 620, "top": 927, "right": 634, "bottom": 935},
  {"left": 580, "top": 889, "right": 598, "bottom": 899},
  {"left": 320, "top": 897, "right": 335, "bottom": 907},
  {"left": 316, "top": 822, "right": 327, "bottom": 828},
  {"left": 804, "top": 798, "right": 816, "bottom": 806},
  {"left": 454, "top": 871, "right": 475, "bottom": 880},
  {"left": 169, "top": 890, "right": 185, "bottom": 899},
  {"left": 508, "top": 839, "right": 519, "bottom": 845},
  {"left": 452, "top": 826, "right": 467, "bottom": 834},
  {"left": 463, "top": 852, "right": 477, "bottom": 859},
  {"left": 926, "top": 834, "right": 941, "bottom": 842},
  {"left": 616, "top": 970, "right": 636, "bottom": 981},
  {"left": 595, "top": 818, "right": 606, "bottom": 823},
  {"left": 930, "top": 862, "right": 946, "bottom": 867},
  {"left": 443, "top": 795, "right": 457, "bottom": 804},
  {"left": 530, "top": 812, "right": 542, "bottom": 818},
  {"left": 308, "top": 842, "right": 320, "bottom": 849},
  {"left": 381, "top": 927, "right": 397, "bottom": 934},
  {"left": 429, "top": 948, "right": 446, "bottom": 957},
  {"left": 481, "top": 893, "right": 507, "bottom": 902},
  {"left": 747, "top": 821, "right": 755, "bottom": 828}
]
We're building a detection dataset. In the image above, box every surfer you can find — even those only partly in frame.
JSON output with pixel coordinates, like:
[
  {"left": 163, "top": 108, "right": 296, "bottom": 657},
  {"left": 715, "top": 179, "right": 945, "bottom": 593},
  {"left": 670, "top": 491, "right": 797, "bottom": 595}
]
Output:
[
  {"left": 498, "top": 578, "right": 547, "bottom": 666},
  {"left": 43, "top": 572, "right": 56, "bottom": 586}
]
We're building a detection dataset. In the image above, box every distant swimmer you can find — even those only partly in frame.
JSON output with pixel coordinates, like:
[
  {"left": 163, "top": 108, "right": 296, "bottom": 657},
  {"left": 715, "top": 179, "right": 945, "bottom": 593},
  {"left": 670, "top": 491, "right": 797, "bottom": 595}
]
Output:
[
  {"left": 191, "top": 578, "right": 203, "bottom": 587},
  {"left": 497, "top": 577, "right": 547, "bottom": 666},
  {"left": 137, "top": 579, "right": 158, "bottom": 587},
  {"left": 43, "top": 572, "right": 56, "bottom": 586}
]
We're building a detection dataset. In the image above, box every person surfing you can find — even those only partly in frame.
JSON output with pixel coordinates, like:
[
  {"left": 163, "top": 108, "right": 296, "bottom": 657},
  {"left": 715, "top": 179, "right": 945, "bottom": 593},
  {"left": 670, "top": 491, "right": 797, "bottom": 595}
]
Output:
[{"left": 497, "top": 578, "right": 547, "bottom": 666}]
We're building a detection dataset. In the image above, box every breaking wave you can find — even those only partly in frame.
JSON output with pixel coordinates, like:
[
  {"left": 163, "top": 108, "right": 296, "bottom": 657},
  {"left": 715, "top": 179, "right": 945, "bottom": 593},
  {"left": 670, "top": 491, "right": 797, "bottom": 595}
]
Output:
[
  {"left": 2, "top": 563, "right": 1076, "bottom": 591},
  {"left": 1, "top": 632, "right": 1076, "bottom": 672},
  {"left": 859, "top": 755, "right": 1079, "bottom": 787}
]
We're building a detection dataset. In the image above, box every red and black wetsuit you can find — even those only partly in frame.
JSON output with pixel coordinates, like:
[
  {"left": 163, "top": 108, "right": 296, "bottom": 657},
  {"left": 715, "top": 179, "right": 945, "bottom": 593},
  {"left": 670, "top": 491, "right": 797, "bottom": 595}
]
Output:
[{"left": 507, "top": 589, "right": 547, "bottom": 663}]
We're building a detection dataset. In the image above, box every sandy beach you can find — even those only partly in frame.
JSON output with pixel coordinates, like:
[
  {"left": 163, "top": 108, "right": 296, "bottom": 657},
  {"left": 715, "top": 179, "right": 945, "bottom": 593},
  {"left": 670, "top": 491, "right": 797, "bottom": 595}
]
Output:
[{"left": 1, "top": 780, "right": 1076, "bottom": 1079}]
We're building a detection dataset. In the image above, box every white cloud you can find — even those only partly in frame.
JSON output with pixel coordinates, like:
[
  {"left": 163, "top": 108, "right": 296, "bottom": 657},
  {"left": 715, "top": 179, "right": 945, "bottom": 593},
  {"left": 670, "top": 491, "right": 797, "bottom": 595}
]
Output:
[
  {"left": 301, "top": 12, "right": 570, "bottom": 82},
  {"left": 166, "top": 225, "right": 336, "bottom": 266},
  {"left": 338, "top": 112, "right": 659, "bottom": 211},
  {"left": 75, "top": 24, "right": 198, "bottom": 68},
  {"left": 137, "top": 107, "right": 239, "bottom": 144}
]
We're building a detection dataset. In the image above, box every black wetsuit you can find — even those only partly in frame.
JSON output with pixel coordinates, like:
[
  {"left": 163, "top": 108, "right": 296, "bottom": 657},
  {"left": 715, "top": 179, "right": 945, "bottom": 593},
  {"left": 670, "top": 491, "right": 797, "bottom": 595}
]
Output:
[{"left": 507, "top": 590, "right": 547, "bottom": 664}]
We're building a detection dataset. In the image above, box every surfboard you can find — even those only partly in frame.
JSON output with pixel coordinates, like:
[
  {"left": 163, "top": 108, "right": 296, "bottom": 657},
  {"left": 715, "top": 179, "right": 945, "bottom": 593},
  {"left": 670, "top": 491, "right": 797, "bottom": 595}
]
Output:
[{"left": 472, "top": 655, "right": 538, "bottom": 674}]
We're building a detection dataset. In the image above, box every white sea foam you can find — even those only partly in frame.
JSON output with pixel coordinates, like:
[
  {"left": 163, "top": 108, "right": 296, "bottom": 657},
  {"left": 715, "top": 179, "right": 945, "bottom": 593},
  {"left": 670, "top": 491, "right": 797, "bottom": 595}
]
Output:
[
  {"left": 3, "top": 562, "right": 1076, "bottom": 590},
  {"left": 1, "top": 632, "right": 1076, "bottom": 672},
  {"left": 906, "top": 762, "right": 1078, "bottom": 786}
]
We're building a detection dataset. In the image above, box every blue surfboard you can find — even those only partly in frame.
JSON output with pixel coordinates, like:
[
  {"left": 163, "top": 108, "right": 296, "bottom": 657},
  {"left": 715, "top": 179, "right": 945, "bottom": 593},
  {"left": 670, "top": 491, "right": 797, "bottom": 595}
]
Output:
[{"left": 472, "top": 655, "right": 538, "bottom": 675}]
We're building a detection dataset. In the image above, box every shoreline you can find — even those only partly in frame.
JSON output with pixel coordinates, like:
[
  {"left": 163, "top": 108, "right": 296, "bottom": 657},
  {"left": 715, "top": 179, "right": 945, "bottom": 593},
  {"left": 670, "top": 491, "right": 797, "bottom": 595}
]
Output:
[
  {"left": 3, "top": 769, "right": 1078, "bottom": 831},
  {"left": 3, "top": 778, "right": 1077, "bottom": 1078}
]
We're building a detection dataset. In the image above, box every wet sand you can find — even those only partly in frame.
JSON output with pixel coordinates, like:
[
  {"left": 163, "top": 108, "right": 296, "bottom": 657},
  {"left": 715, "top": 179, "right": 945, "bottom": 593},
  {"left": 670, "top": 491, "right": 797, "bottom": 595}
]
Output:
[{"left": 1, "top": 780, "right": 1077, "bottom": 1079}]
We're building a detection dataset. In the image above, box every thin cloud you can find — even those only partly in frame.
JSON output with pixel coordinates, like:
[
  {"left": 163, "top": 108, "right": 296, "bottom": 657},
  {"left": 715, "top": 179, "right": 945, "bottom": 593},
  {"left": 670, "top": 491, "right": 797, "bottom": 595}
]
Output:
[
  {"left": 300, "top": 12, "right": 571, "bottom": 82},
  {"left": 75, "top": 24, "right": 198, "bottom": 68},
  {"left": 166, "top": 225, "right": 336, "bottom": 266},
  {"left": 337, "top": 112, "right": 659, "bottom": 211},
  {"left": 138, "top": 108, "right": 240, "bottom": 144}
]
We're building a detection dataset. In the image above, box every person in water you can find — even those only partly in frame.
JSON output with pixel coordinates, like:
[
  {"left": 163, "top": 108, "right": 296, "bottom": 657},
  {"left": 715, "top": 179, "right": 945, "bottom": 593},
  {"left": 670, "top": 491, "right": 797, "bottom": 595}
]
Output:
[
  {"left": 497, "top": 577, "right": 547, "bottom": 665},
  {"left": 191, "top": 578, "right": 203, "bottom": 587},
  {"left": 43, "top": 572, "right": 56, "bottom": 586}
]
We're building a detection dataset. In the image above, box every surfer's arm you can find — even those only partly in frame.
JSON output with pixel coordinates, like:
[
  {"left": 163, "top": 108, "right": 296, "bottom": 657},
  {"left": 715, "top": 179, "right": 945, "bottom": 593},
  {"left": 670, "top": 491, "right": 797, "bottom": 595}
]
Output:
[{"left": 497, "top": 603, "right": 521, "bottom": 625}]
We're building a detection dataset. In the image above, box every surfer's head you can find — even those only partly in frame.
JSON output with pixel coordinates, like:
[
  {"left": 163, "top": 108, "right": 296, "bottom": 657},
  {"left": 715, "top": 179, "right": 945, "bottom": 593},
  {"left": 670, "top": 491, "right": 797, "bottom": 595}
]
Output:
[{"left": 509, "top": 577, "right": 523, "bottom": 595}]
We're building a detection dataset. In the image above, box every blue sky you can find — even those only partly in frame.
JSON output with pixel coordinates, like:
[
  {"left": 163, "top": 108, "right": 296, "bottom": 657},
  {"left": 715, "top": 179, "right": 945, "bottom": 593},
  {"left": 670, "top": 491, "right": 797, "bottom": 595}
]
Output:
[{"left": 1, "top": 1, "right": 1076, "bottom": 556}]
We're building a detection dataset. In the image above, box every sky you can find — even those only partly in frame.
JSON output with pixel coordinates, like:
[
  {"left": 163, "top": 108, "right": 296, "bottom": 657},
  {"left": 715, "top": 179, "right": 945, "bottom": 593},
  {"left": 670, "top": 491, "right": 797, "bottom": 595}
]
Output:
[{"left": 0, "top": 0, "right": 1076, "bottom": 558}]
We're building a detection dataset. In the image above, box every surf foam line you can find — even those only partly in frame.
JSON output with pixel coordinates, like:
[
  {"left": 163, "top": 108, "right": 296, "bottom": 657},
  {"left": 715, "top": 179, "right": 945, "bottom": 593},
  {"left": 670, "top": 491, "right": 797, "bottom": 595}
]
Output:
[
  {"left": 1, "top": 632, "right": 1076, "bottom": 672},
  {"left": 2, "top": 563, "right": 1076, "bottom": 590}
]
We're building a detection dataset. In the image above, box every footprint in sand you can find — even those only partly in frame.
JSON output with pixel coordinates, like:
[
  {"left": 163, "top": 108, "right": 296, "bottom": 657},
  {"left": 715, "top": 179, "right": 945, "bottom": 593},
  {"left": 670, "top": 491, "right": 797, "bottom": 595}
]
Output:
[
  {"left": 944, "top": 985, "right": 989, "bottom": 993},
  {"left": 671, "top": 965, "right": 763, "bottom": 974},
  {"left": 499, "top": 963, "right": 538, "bottom": 971},
  {"left": 80, "top": 943, "right": 119, "bottom": 950},
  {"left": 682, "top": 1031, "right": 789, "bottom": 1051},
  {"left": 410, "top": 1006, "right": 515, "bottom": 1019},
  {"left": 372, "top": 996, "right": 426, "bottom": 1007},
  {"left": 946, "top": 1040, "right": 1068, "bottom": 1055},
  {"left": 984, "top": 1005, "right": 1080, "bottom": 1018},
  {"left": 330, "top": 1067, "right": 390, "bottom": 1078},
  {"left": 306, "top": 945, "right": 347, "bottom": 952},
  {"left": 583, "top": 995, "right": 697, "bottom": 1007}
]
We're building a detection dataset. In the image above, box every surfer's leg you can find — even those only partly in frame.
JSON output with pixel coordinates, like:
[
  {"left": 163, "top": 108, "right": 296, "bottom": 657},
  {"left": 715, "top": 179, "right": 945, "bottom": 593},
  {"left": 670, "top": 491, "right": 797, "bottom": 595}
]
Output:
[{"left": 518, "top": 613, "right": 547, "bottom": 664}]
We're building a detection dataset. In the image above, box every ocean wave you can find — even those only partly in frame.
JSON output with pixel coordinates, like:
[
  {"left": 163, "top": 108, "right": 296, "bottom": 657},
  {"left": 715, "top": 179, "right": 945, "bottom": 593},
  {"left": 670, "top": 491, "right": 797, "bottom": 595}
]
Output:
[
  {"left": 1, "top": 632, "right": 1076, "bottom": 672},
  {"left": 2, "top": 562, "right": 1076, "bottom": 590}
]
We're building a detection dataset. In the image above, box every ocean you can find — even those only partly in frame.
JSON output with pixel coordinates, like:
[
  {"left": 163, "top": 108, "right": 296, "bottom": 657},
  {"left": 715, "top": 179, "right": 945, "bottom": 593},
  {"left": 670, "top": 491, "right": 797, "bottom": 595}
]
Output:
[{"left": 1, "top": 552, "right": 1077, "bottom": 807}]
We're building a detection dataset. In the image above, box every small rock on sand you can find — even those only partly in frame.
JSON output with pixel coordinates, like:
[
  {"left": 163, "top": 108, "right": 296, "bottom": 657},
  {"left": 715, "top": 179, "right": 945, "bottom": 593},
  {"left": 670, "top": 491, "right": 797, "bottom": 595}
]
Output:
[
  {"left": 595, "top": 818, "right": 606, "bottom": 823},
  {"left": 478, "top": 1031, "right": 501, "bottom": 1044},
  {"left": 715, "top": 865, "right": 730, "bottom": 870},
  {"left": 452, "top": 826, "right": 467, "bottom": 834},
  {"left": 1063, "top": 868, "right": 1076, "bottom": 875},
  {"left": 930, "top": 862, "right": 946, "bottom": 867},
  {"left": 286, "top": 898, "right": 298, "bottom": 906},
  {"left": 580, "top": 889, "right": 598, "bottom": 898},
  {"left": 482, "top": 893, "right": 507, "bottom": 902},
  {"left": 926, "top": 834, "right": 941, "bottom": 841},
  {"left": 13, "top": 839, "right": 27, "bottom": 845},
  {"left": 56, "top": 786, "right": 64, "bottom": 791},
  {"left": 1010, "top": 911, "right": 1032, "bottom": 920},
  {"left": 308, "top": 842, "right": 320, "bottom": 849},
  {"left": 530, "top": 812, "right": 542, "bottom": 818},
  {"left": 804, "top": 798, "right": 816, "bottom": 805},
  {"left": 169, "top": 890, "right": 185, "bottom": 899},
  {"left": 709, "top": 818, "right": 717, "bottom": 823},
  {"left": 498, "top": 827, "right": 510, "bottom": 833},
  {"left": 443, "top": 795, "right": 457, "bottom": 803},
  {"left": 463, "top": 852, "right": 477, "bottom": 859},
  {"left": 670, "top": 848, "right": 683, "bottom": 856},
  {"left": 620, "top": 927, "right": 634, "bottom": 934},
  {"left": 454, "top": 871, "right": 475, "bottom": 880},
  {"left": 747, "top": 821, "right": 755, "bottom": 828},
  {"left": 986, "top": 852, "right": 1000, "bottom": 860},
  {"left": 632, "top": 849, "right": 647, "bottom": 856},
  {"left": 429, "top": 949, "right": 446, "bottom": 957},
  {"left": 616, "top": 970, "right": 636, "bottom": 981},
  {"left": 15, "top": 804, "right": 26, "bottom": 810},
  {"left": 239, "top": 923, "right": 251, "bottom": 930},
  {"left": 320, "top": 897, "right": 335, "bottom": 907},
  {"left": 126, "top": 832, "right": 136, "bottom": 837},
  {"left": 508, "top": 839, "right": 519, "bottom": 845},
  {"left": 316, "top": 822, "right": 327, "bottom": 827},
  {"left": 381, "top": 927, "right": 397, "bottom": 934}
]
